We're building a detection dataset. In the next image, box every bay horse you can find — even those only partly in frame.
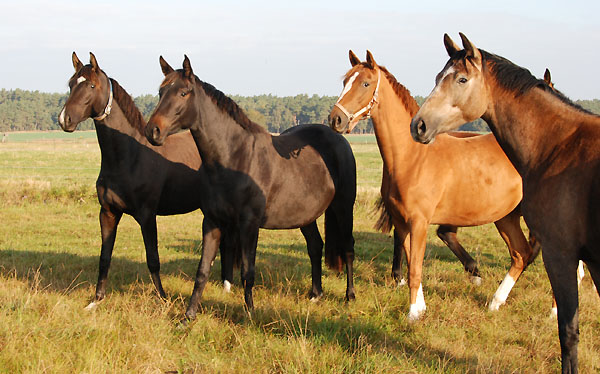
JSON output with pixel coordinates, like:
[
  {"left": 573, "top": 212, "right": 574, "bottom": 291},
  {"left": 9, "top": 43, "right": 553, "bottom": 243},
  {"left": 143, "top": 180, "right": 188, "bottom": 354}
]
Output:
[
  {"left": 145, "top": 56, "right": 357, "bottom": 320},
  {"left": 329, "top": 50, "right": 536, "bottom": 321},
  {"left": 58, "top": 52, "right": 235, "bottom": 309},
  {"left": 410, "top": 33, "right": 600, "bottom": 373}
]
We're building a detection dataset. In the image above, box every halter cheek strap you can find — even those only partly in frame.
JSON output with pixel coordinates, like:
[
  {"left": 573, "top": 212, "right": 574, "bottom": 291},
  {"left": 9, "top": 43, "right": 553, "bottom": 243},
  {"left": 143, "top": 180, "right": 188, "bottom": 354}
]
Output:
[
  {"left": 93, "top": 79, "right": 113, "bottom": 121},
  {"left": 334, "top": 69, "right": 381, "bottom": 128}
]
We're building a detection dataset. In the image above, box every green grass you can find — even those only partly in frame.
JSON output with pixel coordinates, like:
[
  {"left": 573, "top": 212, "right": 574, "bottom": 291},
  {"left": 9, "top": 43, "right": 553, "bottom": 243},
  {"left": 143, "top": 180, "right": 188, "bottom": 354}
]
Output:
[{"left": 0, "top": 135, "right": 599, "bottom": 373}]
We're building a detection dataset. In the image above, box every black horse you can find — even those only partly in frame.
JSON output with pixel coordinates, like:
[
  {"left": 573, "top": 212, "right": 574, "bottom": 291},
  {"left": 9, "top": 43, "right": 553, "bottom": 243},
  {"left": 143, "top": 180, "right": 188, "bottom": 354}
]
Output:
[
  {"left": 145, "top": 55, "right": 357, "bottom": 320},
  {"left": 58, "top": 52, "right": 236, "bottom": 308}
]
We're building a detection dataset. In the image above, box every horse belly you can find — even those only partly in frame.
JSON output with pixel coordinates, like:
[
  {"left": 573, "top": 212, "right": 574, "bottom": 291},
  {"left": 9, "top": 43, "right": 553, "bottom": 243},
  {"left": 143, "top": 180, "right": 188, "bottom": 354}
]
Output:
[
  {"left": 432, "top": 169, "right": 522, "bottom": 227},
  {"left": 262, "top": 176, "right": 335, "bottom": 229}
]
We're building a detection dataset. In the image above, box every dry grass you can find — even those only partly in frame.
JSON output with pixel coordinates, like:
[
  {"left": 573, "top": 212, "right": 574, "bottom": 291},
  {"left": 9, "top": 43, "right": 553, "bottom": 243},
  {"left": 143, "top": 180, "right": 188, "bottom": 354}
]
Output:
[{"left": 0, "top": 137, "right": 598, "bottom": 373}]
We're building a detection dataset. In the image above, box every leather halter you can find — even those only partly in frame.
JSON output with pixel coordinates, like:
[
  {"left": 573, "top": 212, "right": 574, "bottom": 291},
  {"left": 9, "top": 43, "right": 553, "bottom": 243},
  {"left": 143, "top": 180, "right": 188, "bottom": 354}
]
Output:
[
  {"left": 93, "top": 79, "right": 113, "bottom": 121},
  {"left": 334, "top": 69, "right": 380, "bottom": 129}
]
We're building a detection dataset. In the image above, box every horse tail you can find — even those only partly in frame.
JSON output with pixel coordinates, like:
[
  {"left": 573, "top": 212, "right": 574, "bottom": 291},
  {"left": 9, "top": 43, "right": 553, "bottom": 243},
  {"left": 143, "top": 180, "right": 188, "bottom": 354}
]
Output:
[
  {"left": 374, "top": 197, "right": 393, "bottom": 233},
  {"left": 324, "top": 208, "right": 344, "bottom": 272}
]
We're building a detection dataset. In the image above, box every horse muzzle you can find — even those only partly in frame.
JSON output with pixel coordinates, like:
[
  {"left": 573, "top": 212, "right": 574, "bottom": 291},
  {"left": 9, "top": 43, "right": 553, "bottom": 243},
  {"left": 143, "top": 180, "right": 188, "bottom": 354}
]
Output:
[
  {"left": 410, "top": 117, "right": 433, "bottom": 144},
  {"left": 145, "top": 122, "right": 165, "bottom": 146}
]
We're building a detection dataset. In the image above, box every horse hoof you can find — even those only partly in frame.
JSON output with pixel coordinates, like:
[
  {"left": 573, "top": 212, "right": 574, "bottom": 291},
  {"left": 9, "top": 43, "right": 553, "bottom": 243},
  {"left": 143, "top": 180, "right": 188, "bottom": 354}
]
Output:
[
  {"left": 408, "top": 303, "right": 426, "bottom": 322},
  {"left": 84, "top": 301, "right": 100, "bottom": 312},
  {"left": 470, "top": 276, "right": 482, "bottom": 286},
  {"left": 223, "top": 280, "right": 232, "bottom": 293},
  {"left": 488, "top": 298, "right": 504, "bottom": 311}
]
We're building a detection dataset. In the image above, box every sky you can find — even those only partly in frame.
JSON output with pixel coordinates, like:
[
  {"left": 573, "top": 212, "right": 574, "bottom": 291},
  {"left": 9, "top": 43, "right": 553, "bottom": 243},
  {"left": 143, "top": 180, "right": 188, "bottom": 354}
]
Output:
[{"left": 1, "top": 0, "right": 599, "bottom": 99}]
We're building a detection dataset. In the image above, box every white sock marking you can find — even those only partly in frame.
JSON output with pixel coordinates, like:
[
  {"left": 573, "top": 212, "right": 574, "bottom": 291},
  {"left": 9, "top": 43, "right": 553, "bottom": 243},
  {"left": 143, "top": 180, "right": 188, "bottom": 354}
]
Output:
[{"left": 489, "top": 273, "right": 516, "bottom": 311}]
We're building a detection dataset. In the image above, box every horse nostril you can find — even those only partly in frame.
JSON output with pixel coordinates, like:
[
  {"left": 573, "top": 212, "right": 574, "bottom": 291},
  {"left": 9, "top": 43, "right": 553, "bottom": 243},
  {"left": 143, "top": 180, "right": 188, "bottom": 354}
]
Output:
[
  {"left": 417, "top": 120, "right": 427, "bottom": 136},
  {"left": 152, "top": 126, "right": 161, "bottom": 141}
]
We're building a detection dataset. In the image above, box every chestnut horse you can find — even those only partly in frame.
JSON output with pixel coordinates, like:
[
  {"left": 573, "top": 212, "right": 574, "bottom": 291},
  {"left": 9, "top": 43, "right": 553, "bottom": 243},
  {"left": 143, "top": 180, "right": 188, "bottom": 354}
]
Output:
[
  {"left": 58, "top": 52, "right": 235, "bottom": 308},
  {"left": 329, "top": 50, "right": 537, "bottom": 321},
  {"left": 410, "top": 33, "right": 600, "bottom": 374},
  {"left": 145, "top": 56, "right": 357, "bottom": 320}
]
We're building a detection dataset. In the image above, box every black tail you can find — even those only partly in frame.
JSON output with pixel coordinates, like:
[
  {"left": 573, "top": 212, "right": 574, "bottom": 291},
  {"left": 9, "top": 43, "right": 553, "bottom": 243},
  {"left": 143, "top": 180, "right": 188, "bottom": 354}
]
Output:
[
  {"left": 374, "top": 197, "right": 393, "bottom": 233},
  {"left": 324, "top": 208, "right": 344, "bottom": 272}
]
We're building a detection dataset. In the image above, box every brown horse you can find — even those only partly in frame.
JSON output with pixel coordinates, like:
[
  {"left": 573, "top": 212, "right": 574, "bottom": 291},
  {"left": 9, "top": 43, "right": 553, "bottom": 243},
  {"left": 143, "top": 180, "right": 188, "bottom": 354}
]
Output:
[
  {"left": 542, "top": 69, "right": 587, "bottom": 318},
  {"left": 329, "top": 50, "right": 537, "bottom": 321},
  {"left": 410, "top": 33, "right": 600, "bottom": 374}
]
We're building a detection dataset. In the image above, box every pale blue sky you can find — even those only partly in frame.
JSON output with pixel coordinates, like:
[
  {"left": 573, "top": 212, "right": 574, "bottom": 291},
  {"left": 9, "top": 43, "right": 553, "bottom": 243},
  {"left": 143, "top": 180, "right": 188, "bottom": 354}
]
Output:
[{"left": 1, "top": 0, "right": 599, "bottom": 99}]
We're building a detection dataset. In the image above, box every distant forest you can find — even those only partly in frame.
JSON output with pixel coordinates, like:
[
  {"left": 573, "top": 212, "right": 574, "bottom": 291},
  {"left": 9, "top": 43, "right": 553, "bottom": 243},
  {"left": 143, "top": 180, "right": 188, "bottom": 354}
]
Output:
[{"left": 1, "top": 88, "right": 599, "bottom": 134}]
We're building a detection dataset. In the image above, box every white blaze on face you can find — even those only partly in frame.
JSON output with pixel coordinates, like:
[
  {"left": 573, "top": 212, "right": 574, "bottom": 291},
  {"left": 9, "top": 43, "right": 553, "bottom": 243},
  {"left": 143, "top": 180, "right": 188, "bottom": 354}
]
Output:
[
  {"left": 336, "top": 72, "right": 360, "bottom": 104},
  {"left": 76, "top": 76, "right": 87, "bottom": 84},
  {"left": 429, "top": 66, "right": 455, "bottom": 97},
  {"left": 58, "top": 107, "right": 66, "bottom": 126}
]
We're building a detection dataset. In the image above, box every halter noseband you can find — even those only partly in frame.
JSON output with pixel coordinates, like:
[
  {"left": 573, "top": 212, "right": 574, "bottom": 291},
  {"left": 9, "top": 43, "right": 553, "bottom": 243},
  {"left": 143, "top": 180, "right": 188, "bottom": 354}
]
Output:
[
  {"left": 334, "top": 69, "right": 381, "bottom": 128},
  {"left": 93, "top": 79, "right": 113, "bottom": 121}
]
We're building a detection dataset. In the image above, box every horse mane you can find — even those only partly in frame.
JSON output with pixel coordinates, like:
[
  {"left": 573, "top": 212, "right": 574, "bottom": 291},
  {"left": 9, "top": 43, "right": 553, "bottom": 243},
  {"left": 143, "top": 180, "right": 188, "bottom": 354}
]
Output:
[
  {"left": 344, "top": 63, "right": 420, "bottom": 117},
  {"left": 377, "top": 65, "right": 420, "bottom": 117},
  {"left": 109, "top": 78, "right": 147, "bottom": 134},
  {"left": 198, "top": 79, "right": 266, "bottom": 134},
  {"left": 475, "top": 50, "right": 596, "bottom": 116}
]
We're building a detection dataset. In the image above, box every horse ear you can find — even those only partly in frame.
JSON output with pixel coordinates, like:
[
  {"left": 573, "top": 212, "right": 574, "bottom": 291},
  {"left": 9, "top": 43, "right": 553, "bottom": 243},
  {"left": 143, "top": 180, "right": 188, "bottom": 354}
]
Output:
[
  {"left": 183, "top": 55, "right": 194, "bottom": 80},
  {"left": 89, "top": 52, "right": 99, "bottom": 71},
  {"left": 72, "top": 52, "right": 83, "bottom": 72},
  {"left": 159, "top": 56, "right": 174, "bottom": 76},
  {"left": 443, "top": 33, "right": 460, "bottom": 57},
  {"left": 543, "top": 68, "right": 552, "bottom": 85},
  {"left": 365, "top": 50, "right": 377, "bottom": 69},
  {"left": 459, "top": 32, "right": 482, "bottom": 65},
  {"left": 349, "top": 50, "right": 361, "bottom": 67}
]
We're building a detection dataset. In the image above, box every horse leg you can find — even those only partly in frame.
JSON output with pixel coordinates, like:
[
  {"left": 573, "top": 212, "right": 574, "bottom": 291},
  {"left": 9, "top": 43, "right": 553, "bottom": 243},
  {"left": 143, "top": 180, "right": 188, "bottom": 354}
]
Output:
[
  {"left": 184, "top": 218, "right": 221, "bottom": 322},
  {"left": 392, "top": 226, "right": 409, "bottom": 286},
  {"left": 584, "top": 259, "right": 600, "bottom": 297},
  {"left": 220, "top": 236, "right": 234, "bottom": 293},
  {"left": 138, "top": 213, "right": 167, "bottom": 299},
  {"left": 86, "top": 207, "right": 122, "bottom": 310},
  {"left": 489, "top": 210, "right": 533, "bottom": 311},
  {"left": 392, "top": 228, "right": 407, "bottom": 286},
  {"left": 300, "top": 221, "right": 324, "bottom": 300},
  {"left": 240, "top": 224, "right": 260, "bottom": 312},
  {"left": 551, "top": 261, "right": 586, "bottom": 317},
  {"left": 337, "top": 204, "right": 356, "bottom": 302},
  {"left": 436, "top": 225, "right": 481, "bottom": 284},
  {"left": 407, "top": 217, "right": 428, "bottom": 322},
  {"left": 543, "top": 245, "right": 580, "bottom": 374}
]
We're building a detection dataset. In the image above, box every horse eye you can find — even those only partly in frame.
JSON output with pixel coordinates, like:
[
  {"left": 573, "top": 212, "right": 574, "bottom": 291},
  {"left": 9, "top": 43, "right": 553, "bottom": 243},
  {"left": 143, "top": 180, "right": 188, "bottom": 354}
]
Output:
[
  {"left": 363, "top": 82, "right": 370, "bottom": 88},
  {"left": 458, "top": 77, "right": 468, "bottom": 84},
  {"left": 181, "top": 91, "right": 187, "bottom": 97},
  {"left": 90, "top": 84, "right": 95, "bottom": 89}
]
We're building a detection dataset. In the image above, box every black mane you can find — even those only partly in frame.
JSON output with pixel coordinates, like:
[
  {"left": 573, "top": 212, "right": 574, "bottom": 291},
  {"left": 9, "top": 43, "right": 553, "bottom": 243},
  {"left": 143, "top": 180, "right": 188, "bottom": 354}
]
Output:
[
  {"left": 198, "top": 79, "right": 266, "bottom": 134},
  {"left": 472, "top": 49, "right": 595, "bottom": 116},
  {"left": 110, "top": 78, "right": 147, "bottom": 133}
]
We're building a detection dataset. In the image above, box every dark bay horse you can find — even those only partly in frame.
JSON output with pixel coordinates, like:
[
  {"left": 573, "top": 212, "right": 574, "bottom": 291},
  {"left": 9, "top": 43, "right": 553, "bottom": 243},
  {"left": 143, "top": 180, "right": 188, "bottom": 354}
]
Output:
[
  {"left": 329, "top": 50, "right": 536, "bottom": 321},
  {"left": 410, "top": 33, "right": 600, "bottom": 373},
  {"left": 58, "top": 52, "right": 235, "bottom": 309},
  {"left": 145, "top": 56, "right": 357, "bottom": 320}
]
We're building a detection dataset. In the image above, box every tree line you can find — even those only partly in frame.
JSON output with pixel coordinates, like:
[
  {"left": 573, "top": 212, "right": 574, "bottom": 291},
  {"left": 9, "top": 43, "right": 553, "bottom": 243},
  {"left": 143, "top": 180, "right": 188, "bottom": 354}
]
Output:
[{"left": 1, "top": 88, "right": 599, "bottom": 133}]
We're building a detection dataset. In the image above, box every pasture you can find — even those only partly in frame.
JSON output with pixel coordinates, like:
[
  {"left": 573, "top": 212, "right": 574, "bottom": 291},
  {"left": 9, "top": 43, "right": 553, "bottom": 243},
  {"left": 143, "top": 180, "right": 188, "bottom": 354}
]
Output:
[{"left": 0, "top": 134, "right": 598, "bottom": 373}]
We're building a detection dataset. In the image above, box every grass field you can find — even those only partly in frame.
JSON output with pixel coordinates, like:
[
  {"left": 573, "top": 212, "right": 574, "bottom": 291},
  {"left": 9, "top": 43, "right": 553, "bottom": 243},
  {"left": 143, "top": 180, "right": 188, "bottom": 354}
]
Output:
[{"left": 0, "top": 135, "right": 598, "bottom": 373}]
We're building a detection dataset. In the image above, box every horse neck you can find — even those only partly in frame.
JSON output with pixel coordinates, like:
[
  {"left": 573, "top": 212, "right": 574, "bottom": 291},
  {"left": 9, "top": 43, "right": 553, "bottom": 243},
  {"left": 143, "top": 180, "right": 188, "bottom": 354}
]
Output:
[
  {"left": 94, "top": 98, "right": 147, "bottom": 167},
  {"left": 483, "top": 83, "right": 587, "bottom": 176},
  {"left": 190, "top": 87, "right": 259, "bottom": 168},
  {"left": 370, "top": 78, "right": 424, "bottom": 173}
]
